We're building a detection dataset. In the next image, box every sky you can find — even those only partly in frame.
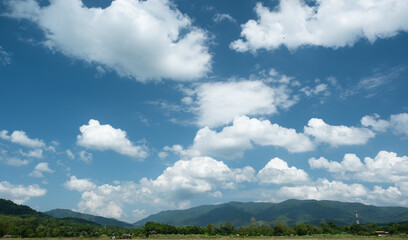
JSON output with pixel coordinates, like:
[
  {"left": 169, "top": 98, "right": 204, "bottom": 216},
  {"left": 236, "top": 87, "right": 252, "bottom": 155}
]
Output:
[{"left": 0, "top": 0, "right": 408, "bottom": 223}]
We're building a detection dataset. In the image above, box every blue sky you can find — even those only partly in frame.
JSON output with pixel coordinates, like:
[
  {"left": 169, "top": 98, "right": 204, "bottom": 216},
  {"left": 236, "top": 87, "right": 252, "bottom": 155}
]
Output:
[{"left": 1, "top": 0, "right": 408, "bottom": 223}]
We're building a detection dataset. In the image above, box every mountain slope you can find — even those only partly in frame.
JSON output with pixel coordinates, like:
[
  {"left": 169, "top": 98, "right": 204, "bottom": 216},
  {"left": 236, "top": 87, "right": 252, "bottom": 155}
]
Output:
[
  {"left": 0, "top": 198, "right": 45, "bottom": 217},
  {"left": 46, "top": 209, "right": 134, "bottom": 228},
  {"left": 135, "top": 199, "right": 408, "bottom": 227}
]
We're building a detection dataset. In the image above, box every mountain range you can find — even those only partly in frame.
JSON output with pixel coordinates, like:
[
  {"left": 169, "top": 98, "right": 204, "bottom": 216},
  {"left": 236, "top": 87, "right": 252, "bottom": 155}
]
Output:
[
  {"left": 134, "top": 199, "right": 408, "bottom": 227},
  {"left": 2, "top": 198, "right": 408, "bottom": 228}
]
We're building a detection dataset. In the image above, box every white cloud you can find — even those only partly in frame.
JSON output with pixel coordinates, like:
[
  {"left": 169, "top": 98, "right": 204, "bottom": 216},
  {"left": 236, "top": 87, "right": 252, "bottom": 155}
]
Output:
[
  {"left": 139, "top": 156, "right": 255, "bottom": 202},
  {"left": 78, "top": 150, "right": 93, "bottom": 164},
  {"left": 77, "top": 119, "right": 148, "bottom": 159},
  {"left": 301, "top": 83, "right": 329, "bottom": 97},
  {"left": 29, "top": 162, "right": 54, "bottom": 178},
  {"left": 19, "top": 149, "right": 43, "bottom": 159},
  {"left": 64, "top": 176, "right": 96, "bottom": 192},
  {"left": 65, "top": 157, "right": 254, "bottom": 218},
  {"left": 0, "top": 130, "right": 46, "bottom": 148},
  {"left": 3, "top": 157, "right": 29, "bottom": 167},
  {"left": 263, "top": 178, "right": 408, "bottom": 207},
  {"left": 0, "top": 46, "right": 11, "bottom": 66},
  {"left": 275, "top": 178, "right": 368, "bottom": 203},
  {"left": 192, "top": 80, "right": 297, "bottom": 127},
  {"left": 66, "top": 149, "right": 75, "bottom": 160},
  {"left": 5, "top": 0, "right": 211, "bottom": 81},
  {"left": 361, "top": 114, "right": 390, "bottom": 132},
  {"left": 304, "top": 118, "right": 375, "bottom": 146},
  {"left": 0, "top": 181, "right": 46, "bottom": 204},
  {"left": 213, "top": 13, "right": 236, "bottom": 23},
  {"left": 231, "top": 0, "right": 408, "bottom": 52},
  {"left": 257, "top": 158, "right": 310, "bottom": 184},
  {"left": 189, "top": 116, "right": 314, "bottom": 159},
  {"left": 361, "top": 112, "right": 408, "bottom": 136},
  {"left": 390, "top": 113, "right": 408, "bottom": 136},
  {"left": 309, "top": 151, "right": 408, "bottom": 183}
]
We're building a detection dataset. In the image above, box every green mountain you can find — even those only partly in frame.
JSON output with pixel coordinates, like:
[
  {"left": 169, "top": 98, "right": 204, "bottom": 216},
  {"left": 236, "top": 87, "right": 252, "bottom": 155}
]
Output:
[
  {"left": 134, "top": 199, "right": 408, "bottom": 227},
  {"left": 0, "top": 198, "right": 45, "bottom": 217},
  {"left": 46, "top": 209, "right": 134, "bottom": 228}
]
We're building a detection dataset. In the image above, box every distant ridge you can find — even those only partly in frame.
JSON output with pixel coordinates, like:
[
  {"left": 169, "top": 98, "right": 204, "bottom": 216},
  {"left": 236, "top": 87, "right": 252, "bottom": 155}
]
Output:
[
  {"left": 134, "top": 199, "right": 408, "bottom": 227},
  {"left": 45, "top": 209, "right": 134, "bottom": 228}
]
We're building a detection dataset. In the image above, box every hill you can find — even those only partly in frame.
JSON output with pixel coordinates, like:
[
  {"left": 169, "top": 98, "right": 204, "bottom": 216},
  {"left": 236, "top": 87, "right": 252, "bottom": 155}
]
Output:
[
  {"left": 46, "top": 209, "right": 134, "bottom": 228},
  {"left": 134, "top": 199, "right": 408, "bottom": 227},
  {"left": 0, "top": 198, "right": 45, "bottom": 217}
]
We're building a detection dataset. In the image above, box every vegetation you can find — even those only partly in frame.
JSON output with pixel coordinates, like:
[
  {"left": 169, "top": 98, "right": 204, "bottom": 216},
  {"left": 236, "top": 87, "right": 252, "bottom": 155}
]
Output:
[
  {"left": 2, "top": 198, "right": 408, "bottom": 238},
  {"left": 46, "top": 209, "right": 134, "bottom": 228}
]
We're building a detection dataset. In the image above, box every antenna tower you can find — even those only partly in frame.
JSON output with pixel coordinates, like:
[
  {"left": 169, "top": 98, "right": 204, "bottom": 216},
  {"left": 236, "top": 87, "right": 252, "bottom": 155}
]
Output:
[{"left": 355, "top": 210, "right": 360, "bottom": 225}]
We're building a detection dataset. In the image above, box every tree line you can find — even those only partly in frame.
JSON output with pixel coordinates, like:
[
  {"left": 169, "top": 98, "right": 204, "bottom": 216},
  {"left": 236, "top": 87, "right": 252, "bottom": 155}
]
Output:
[{"left": 2, "top": 214, "right": 408, "bottom": 238}]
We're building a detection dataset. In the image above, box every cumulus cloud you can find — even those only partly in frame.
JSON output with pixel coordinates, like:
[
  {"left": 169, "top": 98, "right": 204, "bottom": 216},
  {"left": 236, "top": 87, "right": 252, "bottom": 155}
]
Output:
[
  {"left": 4, "top": 0, "right": 211, "bottom": 81},
  {"left": 0, "top": 130, "right": 46, "bottom": 148},
  {"left": 390, "top": 113, "right": 408, "bottom": 136},
  {"left": 65, "top": 157, "right": 254, "bottom": 218},
  {"left": 188, "top": 116, "right": 314, "bottom": 159},
  {"left": 191, "top": 80, "right": 297, "bottom": 127},
  {"left": 231, "top": 0, "right": 408, "bottom": 52},
  {"left": 309, "top": 151, "right": 408, "bottom": 183},
  {"left": 66, "top": 149, "right": 75, "bottom": 160},
  {"left": 137, "top": 157, "right": 255, "bottom": 206},
  {"left": 361, "top": 113, "right": 408, "bottom": 135},
  {"left": 263, "top": 178, "right": 408, "bottom": 207},
  {"left": 77, "top": 119, "right": 148, "bottom": 159},
  {"left": 304, "top": 118, "right": 375, "bottom": 146},
  {"left": 0, "top": 181, "right": 46, "bottom": 204},
  {"left": 29, "top": 162, "right": 54, "bottom": 178},
  {"left": 361, "top": 114, "right": 390, "bottom": 132},
  {"left": 257, "top": 158, "right": 310, "bottom": 184},
  {"left": 64, "top": 176, "right": 96, "bottom": 192}
]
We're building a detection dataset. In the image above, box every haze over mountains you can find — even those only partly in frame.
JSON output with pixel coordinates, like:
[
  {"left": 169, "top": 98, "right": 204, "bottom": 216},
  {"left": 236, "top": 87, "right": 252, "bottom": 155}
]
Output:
[{"left": 2, "top": 198, "right": 408, "bottom": 228}]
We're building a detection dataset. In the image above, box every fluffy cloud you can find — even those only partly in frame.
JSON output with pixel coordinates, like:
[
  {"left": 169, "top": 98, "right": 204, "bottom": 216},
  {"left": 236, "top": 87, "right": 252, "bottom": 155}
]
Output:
[
  {"left": 139, "top": 157, "right": 255, "bottom": 203},
  {"left": 5, "top": 0, "right": 211, "bottom": 81},
  {"left": 309, "top": 151, "right": 408, "bottom": 183},
  {"left": 64, "top": 176, "right": 96, "bottom": 192},
  {"left": 77, "top": 119, "right": 148, "bottom": 159},
  {"left": 231, "top": 0, "right": 408, "bottom": 52},
  {"left": 189, "top": 116, "right": 314, "bottom": 159},
  {"left": 309, "top": 154, "right": 365, "bottom": 173},
  {"left": 191, "top": 80, "right": 297, "bottom": 127},
  {"left": 257, "top": 158, "right": 310, "bottom": 184},
  {"left": 0, "top": 130, "right": 46, "bottom": 148},
  {"left": 390, "top": 113, "right": 408, "bottom": 136},
  {"left": 361, "top": 113, "right": 408, "bottom": 135},
  {"left": 361, "top": 114, "right": 390, "bottom": 132},
  {"left": 304, "top": 118, "right": 375, "bottom": 146},
  {"left": 65, "top": 157, "right": 254, "bottom": 218},
  {"left": 29, "top": 162, "right": 54, "bottom": 178},
  {"left": 262, "top": 178, "right": 408, "bottom": 206},
  {"left": 0, "top": 181, "right": 46, "bottom": 204}
]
